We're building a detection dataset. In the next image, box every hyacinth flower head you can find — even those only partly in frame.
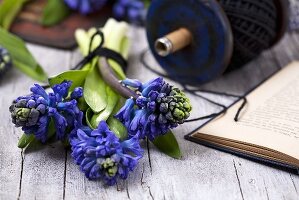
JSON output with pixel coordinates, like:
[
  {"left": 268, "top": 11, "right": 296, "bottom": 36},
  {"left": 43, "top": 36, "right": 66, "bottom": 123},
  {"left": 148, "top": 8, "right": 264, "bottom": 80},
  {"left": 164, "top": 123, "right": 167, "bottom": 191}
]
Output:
[
  {"left": 9, "top": 81, "right": 83, "bottom": 142},
  {"left": 0, "top": 46, "right": 12, "bottom": 77},
  {"left": 64, "top": 0, "right": 107, "bottom": 15},
  {"left": 115, "top": 77, "right": 192, "bottom": 141},
  {"left": 113, "top": 0, "right": 146, "bottom": 24},
  {"left": 70, "top": 121, "right": 143, "bottom": 186}
]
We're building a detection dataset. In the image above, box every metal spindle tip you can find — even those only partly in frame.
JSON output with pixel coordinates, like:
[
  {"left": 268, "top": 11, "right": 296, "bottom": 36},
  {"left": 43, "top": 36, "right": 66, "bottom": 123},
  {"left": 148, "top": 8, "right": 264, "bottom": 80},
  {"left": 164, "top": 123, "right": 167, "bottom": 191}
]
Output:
[{"left": 154, "top": 37, "right": 173, "bottom": 57}]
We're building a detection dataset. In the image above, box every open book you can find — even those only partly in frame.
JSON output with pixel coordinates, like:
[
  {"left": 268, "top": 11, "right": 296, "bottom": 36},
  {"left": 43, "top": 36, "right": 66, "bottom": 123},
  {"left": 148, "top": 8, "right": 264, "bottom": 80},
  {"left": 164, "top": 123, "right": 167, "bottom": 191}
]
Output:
[{"left": 185, "top": 62, "right": 299, "bottom": 173}]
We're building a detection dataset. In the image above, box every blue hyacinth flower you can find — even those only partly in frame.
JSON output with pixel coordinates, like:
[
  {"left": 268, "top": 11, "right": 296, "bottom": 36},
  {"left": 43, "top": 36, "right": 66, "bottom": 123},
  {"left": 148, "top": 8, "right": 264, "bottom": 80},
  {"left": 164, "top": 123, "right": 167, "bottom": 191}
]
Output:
[
  {"left": 64, "top": 0, "right": 107, "bottom": 15},
  {"left": 115, "top": 77, "right": 192, "bottom": 141},
  {"left": 9, "top": 81, "right": 83, "bottom": 143},
  {"left": 0, "top": 46, "right": 12, "bottom": 78},
  {"left": 113, "top": 0, "right": 146, "bottom": 24},
  {"left": 70, "top": 121, "right": 143, "bottom": 186}
]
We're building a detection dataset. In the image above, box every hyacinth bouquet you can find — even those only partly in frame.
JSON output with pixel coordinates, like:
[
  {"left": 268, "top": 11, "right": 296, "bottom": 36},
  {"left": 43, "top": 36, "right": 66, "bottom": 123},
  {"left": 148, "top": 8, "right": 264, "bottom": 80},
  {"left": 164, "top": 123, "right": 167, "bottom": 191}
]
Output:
[{"left": 9, "top": 19, "right": 192, "bottom": 186}]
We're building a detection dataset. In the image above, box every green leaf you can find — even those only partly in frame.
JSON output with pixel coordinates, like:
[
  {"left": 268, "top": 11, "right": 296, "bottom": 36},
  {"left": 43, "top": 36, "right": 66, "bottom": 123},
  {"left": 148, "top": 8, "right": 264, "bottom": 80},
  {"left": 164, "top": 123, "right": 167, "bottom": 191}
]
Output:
[
  {"left": 143, "top": 0, "right": 151, "bottom": 8},
  {"left": 90, "top": 86, "right": 119, "bottom": 128},
  {"left": 0, "top": 28, "right": 48, "bottom": 82},
  {"left": 0, "top": 0, "right": 29, "bottom": 30},
  {"left": 119, "top": 34, "right": 130, "bottom": 60},
  {"left": 107, "top": 98, "right": 127, "bottom": 140},
  {"left": 86, "top": 108, "right": 95, "bottom": 129},
  {"left": 13, "top": 60, "right": 47, "bottom": 82},
  {"left": 109, "top": 60, "right": 126, "bottom": 80},
  {"left": 152, "top": 131, "right": 182, "bottom": 159},
  {"left": 49, "top": 69, "right": 89, "bottom": 90},
  {"left": 84, "top": 67, "right": 107, "bottom": 113},
  {"left": 107, "top": 117, "right": 127, "bottom": 140},
  {"left": 61, "top": 138, "right": 70, "bottom": 148},
  {"left": 77, "top": 97, "right": 89, "bottom": 112},
  {"left": 75, "top": 29, "right": 90, "bottom": 56},
  {"left": 18, "top": 134, "right": 35, "bottom": 148},
  {"left": 40, "top": 0, "right": 70, "bottom": 27},
  {"left": 75, "top": 28, "right": 102, "bottom": 71}
]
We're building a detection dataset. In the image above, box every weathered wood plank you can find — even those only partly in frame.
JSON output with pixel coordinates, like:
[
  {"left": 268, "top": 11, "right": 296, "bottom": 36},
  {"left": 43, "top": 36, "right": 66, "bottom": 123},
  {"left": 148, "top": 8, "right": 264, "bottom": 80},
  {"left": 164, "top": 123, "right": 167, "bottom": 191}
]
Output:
[
  {"left": 272, "top": 33, "right": 299, "bottom": 68},
  {"left": 0, "top": 64, "right": 22, "bottom": 200},
  {"left": 220, "top": 37, "right": 299, "bottom": 200},
  {"left": 202, "top": 33, "right": 299, "bottom": 200},
  {"left": 2, "top": 27, "right": 299, "bottom": 200},
  {"left": 131, "top": 29, "right": 299, "bottom": 200},
  {"left": 64, "top": 31, "right": 154, "bottom": 199},
  {"left": 0, "top": 45, "right": 55, "bottom": 200},
  {"left": 125, "top": 28, "right": 244, "bottom": 200},
  {"left": 64, "top": 143, "right": 154, "bottom": 200},
  {"left": 62, "top": 27, "right": 299, "bottom": 200},
  {"left": 16, "top": 45, "right": 71, "bottom": 200},
  {"left": 0, "top": 126, "right": 22, "bottom": 200},
  {"left": 234, "top": 157, "right": 299, "bottom": 200}
]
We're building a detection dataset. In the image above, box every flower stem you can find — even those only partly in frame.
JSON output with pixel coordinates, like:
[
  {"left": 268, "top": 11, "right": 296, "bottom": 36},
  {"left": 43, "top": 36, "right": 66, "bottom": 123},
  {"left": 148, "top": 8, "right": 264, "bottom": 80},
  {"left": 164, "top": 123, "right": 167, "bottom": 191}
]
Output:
[{"left": 99, "top": 57, "right": 139, "bottom": 99}]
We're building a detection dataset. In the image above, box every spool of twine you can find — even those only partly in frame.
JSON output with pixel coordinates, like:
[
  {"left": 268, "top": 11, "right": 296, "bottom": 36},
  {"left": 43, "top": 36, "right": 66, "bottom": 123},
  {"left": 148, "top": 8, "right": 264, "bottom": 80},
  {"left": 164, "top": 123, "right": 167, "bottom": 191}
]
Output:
[{"left": 218, "top": 0, "right": 279, "bottom": 71}]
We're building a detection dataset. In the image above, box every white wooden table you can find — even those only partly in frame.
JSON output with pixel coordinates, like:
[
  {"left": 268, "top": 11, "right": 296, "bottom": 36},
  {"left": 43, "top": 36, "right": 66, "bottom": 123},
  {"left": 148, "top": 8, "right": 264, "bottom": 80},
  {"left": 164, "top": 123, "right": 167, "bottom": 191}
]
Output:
[{"left": 1, "top": 27, "right": 299, "bottom": 200}]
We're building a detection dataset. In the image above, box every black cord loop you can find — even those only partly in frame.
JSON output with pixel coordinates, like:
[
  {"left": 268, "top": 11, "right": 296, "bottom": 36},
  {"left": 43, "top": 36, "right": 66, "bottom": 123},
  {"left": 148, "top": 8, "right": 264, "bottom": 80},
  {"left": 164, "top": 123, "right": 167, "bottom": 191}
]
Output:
[
  {"left": 72, "top": 29, "right": 128, "bottom": 72},
  {"left": 140, "top": 48, "right": 248, "bottom": 123}
]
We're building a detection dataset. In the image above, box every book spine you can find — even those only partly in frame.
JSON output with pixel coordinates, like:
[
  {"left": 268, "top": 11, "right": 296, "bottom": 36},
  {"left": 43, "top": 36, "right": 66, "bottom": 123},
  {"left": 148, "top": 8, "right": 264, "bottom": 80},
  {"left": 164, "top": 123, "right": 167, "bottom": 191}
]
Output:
[{"left": 184, "top": 134, "right": 299, "bottom": 175}]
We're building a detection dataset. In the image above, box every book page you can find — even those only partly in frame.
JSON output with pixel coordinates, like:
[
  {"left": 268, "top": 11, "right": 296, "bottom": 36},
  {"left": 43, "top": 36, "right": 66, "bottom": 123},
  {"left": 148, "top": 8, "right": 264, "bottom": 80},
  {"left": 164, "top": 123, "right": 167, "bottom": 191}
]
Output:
[{"left": 196, "top": 62, "right": 299, "bottom": 160}]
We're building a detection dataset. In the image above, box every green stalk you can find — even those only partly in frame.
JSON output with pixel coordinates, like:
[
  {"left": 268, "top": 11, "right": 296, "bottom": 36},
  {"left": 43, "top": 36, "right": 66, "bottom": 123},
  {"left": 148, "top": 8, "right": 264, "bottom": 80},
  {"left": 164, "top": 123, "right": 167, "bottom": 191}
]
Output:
[
  {"left": 90, "top": 19, "right": 130, "bottom": 124},
  {"left": 75, "top": 19, "right": 131, "bottom": 139},
  {"left": 101, "top": 18, "right": 118, "bottom": 46},
  {"left": 75, "top": 29, "right": 90, "bottom": 56},
  {"left": 106, "top": 21, "right": 129, "bottom": 53},
  {"left": 75, "top": 19, "right": 129, "bottom": 78},
  {"left": 75, "top": 29, "right": 99, "bottom": 71},
  {"left": 104, "top": 20, "right": 129, "bottom": 80}
]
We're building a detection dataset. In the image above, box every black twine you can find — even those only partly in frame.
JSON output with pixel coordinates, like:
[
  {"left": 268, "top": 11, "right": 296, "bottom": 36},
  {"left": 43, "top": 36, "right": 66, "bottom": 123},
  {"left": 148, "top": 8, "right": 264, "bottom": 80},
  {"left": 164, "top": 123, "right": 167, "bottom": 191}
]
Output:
[
  {"left": 140, "top": 48, "right": 248, "bottom": 123},
  {"left": 42, "top": 30, "right": 128, "bottom": 89},
  {"left": 46, "top": 30, "right": 247, "bottom": 128},
  {"left": 72, "top": 29, "right": 128, "bottom": 72},
  {"left": 73, "top": 33, "right": 248, "bottom": 123}
]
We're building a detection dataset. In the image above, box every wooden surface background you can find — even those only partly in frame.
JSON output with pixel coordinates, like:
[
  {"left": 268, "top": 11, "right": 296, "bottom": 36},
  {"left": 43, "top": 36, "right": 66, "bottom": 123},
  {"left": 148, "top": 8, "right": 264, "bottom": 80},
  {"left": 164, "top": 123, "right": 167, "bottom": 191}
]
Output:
[{"left": 1, "top": 27, "right": 299, "bottom": 200}]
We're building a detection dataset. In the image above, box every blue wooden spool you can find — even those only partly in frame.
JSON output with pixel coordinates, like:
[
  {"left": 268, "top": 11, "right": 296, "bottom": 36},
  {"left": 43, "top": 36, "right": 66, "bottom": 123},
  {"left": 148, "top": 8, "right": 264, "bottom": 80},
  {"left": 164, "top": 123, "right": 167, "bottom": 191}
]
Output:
[{"left": 146, "top": 0, "right": 289, "bottom": 85}]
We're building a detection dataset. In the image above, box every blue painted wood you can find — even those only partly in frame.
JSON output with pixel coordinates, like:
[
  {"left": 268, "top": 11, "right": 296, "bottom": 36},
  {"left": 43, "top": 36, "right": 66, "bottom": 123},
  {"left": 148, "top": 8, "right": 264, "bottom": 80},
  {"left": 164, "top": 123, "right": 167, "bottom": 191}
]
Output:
[{"left": 146, "top": 0, "right": 233, "bottom": 85}]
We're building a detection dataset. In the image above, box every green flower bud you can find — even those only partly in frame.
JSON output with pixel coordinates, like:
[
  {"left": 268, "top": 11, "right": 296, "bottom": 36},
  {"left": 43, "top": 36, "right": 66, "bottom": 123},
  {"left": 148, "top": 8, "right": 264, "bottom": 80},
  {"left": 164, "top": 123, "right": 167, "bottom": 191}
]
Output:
[
  {"left": 9, "top": 97, "right": 47, "bottom": 127},
  {"left": 157, "top": 87, "right": 192, "bottom": 125},
  {"left": 101, "top": 158, "right": 118, "bottom": 177},
  {"left": 0, "top": 46, "right": 12, "bottom": 77}
]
